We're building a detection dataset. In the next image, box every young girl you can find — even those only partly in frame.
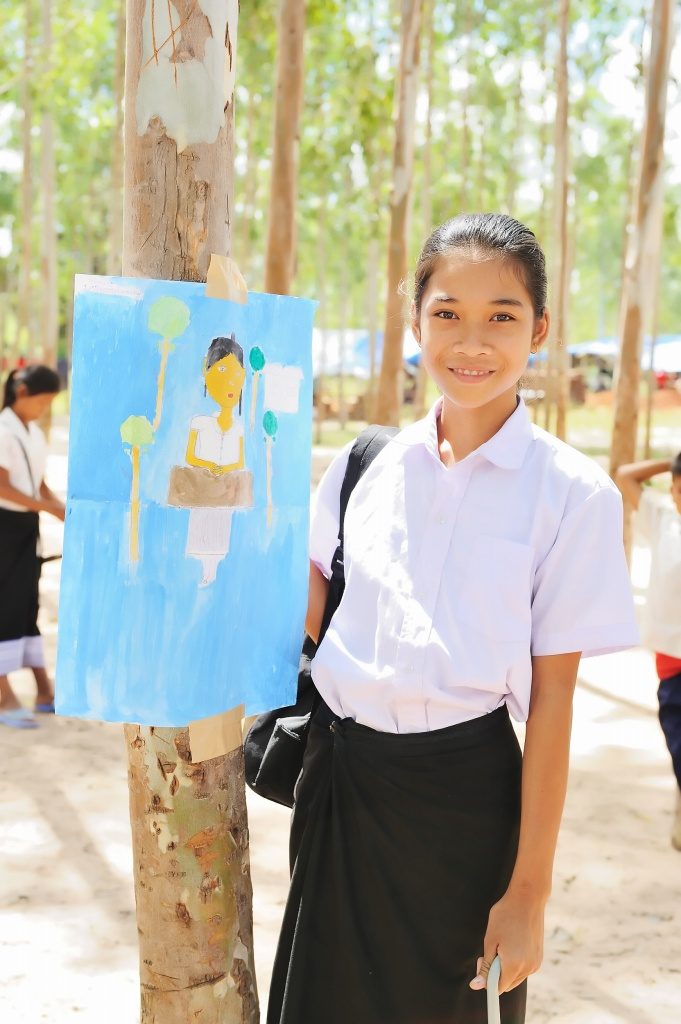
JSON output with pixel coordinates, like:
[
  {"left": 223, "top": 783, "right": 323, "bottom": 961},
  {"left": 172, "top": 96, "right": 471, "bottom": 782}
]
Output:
[
  {"left": 267, "top": 214, "right": 639, "bottom": 1024},
  {"left": 0, "top": 365, "right": 64, "bottom": 728}
]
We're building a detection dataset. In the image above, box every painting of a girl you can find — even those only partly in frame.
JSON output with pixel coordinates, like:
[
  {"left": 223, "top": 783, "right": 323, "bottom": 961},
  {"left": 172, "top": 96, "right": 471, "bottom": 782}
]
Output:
[{"left": 168, "top": 333, "right": 253, "bottom": 586}]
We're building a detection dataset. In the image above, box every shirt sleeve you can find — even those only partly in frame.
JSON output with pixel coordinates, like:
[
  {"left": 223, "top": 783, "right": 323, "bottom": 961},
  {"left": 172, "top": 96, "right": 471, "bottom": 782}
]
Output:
[
  {"left": 635, "top": 488, "right": 668, "bottom": 543},
  {"left": 309, "top": 442, "right": 352, "bottom": 579},
  {"left": 0, "top": 429, "right": 13, "bottom": 473},
  {"left": 531, "top": 485, "right": 640, "bottom": 658}
]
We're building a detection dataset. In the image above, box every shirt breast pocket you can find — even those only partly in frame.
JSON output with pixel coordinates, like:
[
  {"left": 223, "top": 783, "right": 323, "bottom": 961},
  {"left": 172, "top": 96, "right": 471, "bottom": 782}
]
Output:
[{"left": 456, "top": 535, "right": 534, "bottom": 644}]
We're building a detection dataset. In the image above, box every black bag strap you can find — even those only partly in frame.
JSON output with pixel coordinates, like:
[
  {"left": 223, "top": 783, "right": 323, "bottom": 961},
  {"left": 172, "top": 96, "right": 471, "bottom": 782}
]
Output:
[{"left": 317, "top": 424, "right": 398, "bottom": 648}]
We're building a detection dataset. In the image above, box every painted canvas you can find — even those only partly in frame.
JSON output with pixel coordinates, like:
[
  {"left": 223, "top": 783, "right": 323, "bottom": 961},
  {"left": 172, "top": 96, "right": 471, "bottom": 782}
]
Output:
[{"left": 56, "top": 276, "right": 315, "bottom": 726}]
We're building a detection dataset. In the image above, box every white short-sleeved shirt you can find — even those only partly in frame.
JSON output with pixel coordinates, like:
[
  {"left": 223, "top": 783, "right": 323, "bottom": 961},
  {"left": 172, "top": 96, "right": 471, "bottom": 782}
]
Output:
[
  {"left": 190, "top": 414, "right": 243, "bottom": 467},
  {"left": 0, "top": 406, "right": 46, "bottom": 511},
  {"left": 310, "top": 398, "right": 639, "bottom": 733},
  {"left": 636, "top": 489, "right": 681, "bottom": 658}
]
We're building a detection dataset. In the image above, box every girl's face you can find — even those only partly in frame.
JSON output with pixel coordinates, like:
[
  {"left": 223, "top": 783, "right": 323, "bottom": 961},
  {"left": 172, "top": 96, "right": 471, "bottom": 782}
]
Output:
[
  {"left": 13, "top": 389, "right": 58, "bottom": 422},
  {"left": 413, "top": 253, "right": 549, "bottom": 415},
  {"left": 205, "top": 353, "right": 245, "bottom": 408}
]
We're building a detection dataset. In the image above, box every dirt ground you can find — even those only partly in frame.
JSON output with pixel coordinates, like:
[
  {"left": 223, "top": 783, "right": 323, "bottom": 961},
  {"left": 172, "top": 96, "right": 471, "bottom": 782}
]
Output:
[{"left": 1, "top": 423, "right": 680, "bottom": 1023}]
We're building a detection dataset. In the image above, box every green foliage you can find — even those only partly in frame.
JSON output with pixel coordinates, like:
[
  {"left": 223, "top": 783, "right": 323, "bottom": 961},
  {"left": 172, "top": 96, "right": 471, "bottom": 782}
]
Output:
[
  {"left": 120, "top": 415, "right": 154, "bottom": 449},
  {"left": 0, "top": 0, "right": 678, "bottom": 372},
  {"left": 147, "top": 297, "right": 191, "bottom": 341}
]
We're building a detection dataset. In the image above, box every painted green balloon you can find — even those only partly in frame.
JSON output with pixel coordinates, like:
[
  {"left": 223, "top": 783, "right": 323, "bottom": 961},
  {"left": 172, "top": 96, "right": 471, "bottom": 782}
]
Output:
[
  {"left": 120, "top": 415, "right": 155, "bottom": 448},
  {"left": 147, "top": 297, "right": 190, "bottom": 340},
  {"left": 263, "top": 411, "right": 278, "bottom": 438},
  {"left": 249, "top": 346, "right": 266, "bottom": 372}
]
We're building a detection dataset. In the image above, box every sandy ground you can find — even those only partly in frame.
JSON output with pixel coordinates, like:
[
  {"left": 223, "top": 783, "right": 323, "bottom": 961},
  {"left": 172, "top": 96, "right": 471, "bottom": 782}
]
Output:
[{"left": 1, "top": 421, "right": 680, "bottom": 1023}]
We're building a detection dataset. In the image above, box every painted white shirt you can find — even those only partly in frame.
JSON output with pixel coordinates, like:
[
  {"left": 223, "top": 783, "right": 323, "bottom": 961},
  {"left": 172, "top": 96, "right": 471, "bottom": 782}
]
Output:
[
  {"left": 310, "top": 399, "right": 639, "bottom": 733},
  {"left": 636, "top": 490, "right": 681, "bottom": 658},
  {"left": 0, "top": 407, "right": 47, "bottom": 511},
  {"left": 190, "top": 414, "right": 243, "bottom": 468}
]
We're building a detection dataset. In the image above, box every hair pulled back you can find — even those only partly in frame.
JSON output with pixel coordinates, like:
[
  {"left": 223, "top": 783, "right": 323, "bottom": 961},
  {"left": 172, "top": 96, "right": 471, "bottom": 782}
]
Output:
[
  {"left": 205, "top": 333, "right": 244, "bottom": 372},
  {"left": 413, "top": 213, "right": 547, "bottom": 319},
  {"left": 3, "top": 365, "right": 61, "bottom": 409}
]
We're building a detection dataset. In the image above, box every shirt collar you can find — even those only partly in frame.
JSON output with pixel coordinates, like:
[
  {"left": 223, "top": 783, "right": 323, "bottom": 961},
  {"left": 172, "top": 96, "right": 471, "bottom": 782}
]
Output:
[
  {"left": 397, "top": 396, "right": 534, "bottom": 470},
  {"left": 0, "top": 406, "right": 28, "bottom": 437}
]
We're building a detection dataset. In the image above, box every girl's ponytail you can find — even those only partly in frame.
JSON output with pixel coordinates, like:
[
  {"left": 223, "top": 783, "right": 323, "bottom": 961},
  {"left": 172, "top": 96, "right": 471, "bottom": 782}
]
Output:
[{"left": 2, "top": 369, "right": 20, "bottom": 409}]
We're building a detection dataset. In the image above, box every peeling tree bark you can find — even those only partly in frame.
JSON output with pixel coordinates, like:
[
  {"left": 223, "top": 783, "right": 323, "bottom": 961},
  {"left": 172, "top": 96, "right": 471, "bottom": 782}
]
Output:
[
  {"left": 610, "top": 0, "right": 674, "bottom": 481},
  {"left": 375, "top": 0, "right": 422, "bottom": 427},
  {"left": 123, "top": 3, "right": 258, "bottom": 1022},
  {"left": 264, "top": 0, "right": 306, "bottom": 295}
]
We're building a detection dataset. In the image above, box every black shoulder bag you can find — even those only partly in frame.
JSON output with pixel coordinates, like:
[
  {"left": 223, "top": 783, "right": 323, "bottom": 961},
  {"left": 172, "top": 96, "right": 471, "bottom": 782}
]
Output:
[{"left": 243, "top": 424, "right": 397, "bottom": 807}]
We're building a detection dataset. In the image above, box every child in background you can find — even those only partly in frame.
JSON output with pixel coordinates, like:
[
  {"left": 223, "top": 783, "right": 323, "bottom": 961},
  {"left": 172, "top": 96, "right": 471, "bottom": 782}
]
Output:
[
  {"left": 0, "top": 366, "right": 65, "bottom": 728},
  {"left": 267, "top": 214, "right": 639, "bottom": 1024},
  {"left": 616, "top": 455, "right": 681, "bottom": 850}
]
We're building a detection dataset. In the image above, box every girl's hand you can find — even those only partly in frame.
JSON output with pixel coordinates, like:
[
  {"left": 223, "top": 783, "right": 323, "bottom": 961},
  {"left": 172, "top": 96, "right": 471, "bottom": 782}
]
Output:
[
  {"left": 42, "top": 499, "right": 66, "bottom": 522},
  {"left": 469, "top": 887, "right": 545, "bottom": 994}
]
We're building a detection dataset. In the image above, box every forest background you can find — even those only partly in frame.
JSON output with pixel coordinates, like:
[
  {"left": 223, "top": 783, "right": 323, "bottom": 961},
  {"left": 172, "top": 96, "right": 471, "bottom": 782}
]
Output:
[{"left": 0, "top": 0, "right": 679, "bottom": 426}]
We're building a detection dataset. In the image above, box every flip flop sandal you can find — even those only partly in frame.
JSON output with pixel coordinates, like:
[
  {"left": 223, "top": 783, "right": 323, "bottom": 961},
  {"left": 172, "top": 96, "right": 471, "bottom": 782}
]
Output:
[
  {"left": 35, "top": 701, "right": 55, "bottom": 714},
  {"left": 487, "top": 955, "right": 502, "bottom": 1024},
  {"left": 0, "top": 708, "right": 39, "bottom": 729}
]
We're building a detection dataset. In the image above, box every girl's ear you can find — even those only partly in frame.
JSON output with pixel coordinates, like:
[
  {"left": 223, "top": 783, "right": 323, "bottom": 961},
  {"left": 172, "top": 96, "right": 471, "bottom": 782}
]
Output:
[
  {"left": 411, "top": 301, "right": 421, "bottom": 346},
  {"left": 531, "top": 309, "right": 550, "bottom": 353}
]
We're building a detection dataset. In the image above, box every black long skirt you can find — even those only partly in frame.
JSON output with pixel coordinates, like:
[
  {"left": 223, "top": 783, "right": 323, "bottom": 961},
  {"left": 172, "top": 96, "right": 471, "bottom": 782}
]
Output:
[
  {"left": 0, "top": 508, "right": 42, "bottom": 657},
  {"left": 267, "top": 703, "right": 526, "bottom": 1024}
]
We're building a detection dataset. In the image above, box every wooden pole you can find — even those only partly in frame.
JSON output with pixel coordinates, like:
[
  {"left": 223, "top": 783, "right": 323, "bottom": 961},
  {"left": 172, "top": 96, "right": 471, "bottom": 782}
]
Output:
[{"left": 122, "top": 4, "right": 258, "bottom": 1021}]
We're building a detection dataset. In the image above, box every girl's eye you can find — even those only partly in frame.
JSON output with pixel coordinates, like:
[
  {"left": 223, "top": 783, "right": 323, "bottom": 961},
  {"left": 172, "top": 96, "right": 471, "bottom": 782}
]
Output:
[
  {"left": 491, "top": 313, "right": 514, "bottom": 322},
  {"left": 435, "top": 310, "right": 457, "bottom": 320}
]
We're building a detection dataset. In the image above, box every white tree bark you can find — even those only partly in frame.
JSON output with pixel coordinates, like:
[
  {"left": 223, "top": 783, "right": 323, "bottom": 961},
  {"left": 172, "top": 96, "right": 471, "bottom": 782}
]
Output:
[{"left": 610, "top": 0, "right": 675, "bottom": 478}]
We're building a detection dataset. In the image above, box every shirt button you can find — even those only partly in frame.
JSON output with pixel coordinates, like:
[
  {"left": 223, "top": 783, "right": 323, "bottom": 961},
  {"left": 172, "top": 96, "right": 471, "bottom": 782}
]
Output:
[{"left": 438, "top": 517, "right": 446, "bottom": 525}]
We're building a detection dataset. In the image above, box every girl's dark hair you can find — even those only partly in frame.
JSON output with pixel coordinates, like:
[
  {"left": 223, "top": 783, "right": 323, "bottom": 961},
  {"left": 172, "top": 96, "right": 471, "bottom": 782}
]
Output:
[
  {"left": 413, "top": 213, "right": 547, "bottom": 318},
  {"left": 3, "top": 365, "right": 61, "bottom": 409},
  {"left": 671, "top": 452, "right": 681, "bottom": 479},
  {"left": 204, "top": 333, "right": 244, "bottom": 413}
]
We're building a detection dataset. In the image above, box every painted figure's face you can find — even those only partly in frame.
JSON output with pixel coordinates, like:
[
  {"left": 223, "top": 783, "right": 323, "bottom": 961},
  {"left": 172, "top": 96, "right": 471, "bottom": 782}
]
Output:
[
  {"left": 205, "top": 353, "right": 245, "bottom": 409},
  {"left": 414, "top": 254, "right": 549, "bottom": 414},
  {"left": 670, "top": 475, "right": 681, "bottom": 515}
]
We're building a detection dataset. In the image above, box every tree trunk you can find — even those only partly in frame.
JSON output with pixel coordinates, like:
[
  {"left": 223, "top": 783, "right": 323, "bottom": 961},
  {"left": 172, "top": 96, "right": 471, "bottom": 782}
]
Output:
[
  {"left": 550, "top": 0, "right": 571, "bottom": 441},
  {"left": 458, "top": 0, "right": 473, "bottom": 213},
  {"left": 375, "top": 0, "right": 422, "bottom": 427},
  {"left": 123, "top": 4, "right": 258, "bottom": 1023},
  {"left": 18, "top": 0, "right": 33, "bottom": 350},
  {"left": 314, "top": 203, "right": 327, "bottom": 444},
  {"left": 610, "top": 0, "right": 674, "bottom": 480},
  {"left": 413, "top": 0, "right": 434, "bottom": 420},
  {"left": 365, "top": 234, "right": 380, "bottom": 420},
  {"left": 40, "top": 0, "right": 58, "bottom": 370},
  {"left": 264, "top": 0, "right": 306, "bottom": 295},
  {"left": 107, "top": 0, "right": 125, "bottom": 275},
  {"left": 238, "top": 89, "right": 257, "bottom": 280},
  {"left": 505, "top": 69, "right": 523, "bottom": 215}
]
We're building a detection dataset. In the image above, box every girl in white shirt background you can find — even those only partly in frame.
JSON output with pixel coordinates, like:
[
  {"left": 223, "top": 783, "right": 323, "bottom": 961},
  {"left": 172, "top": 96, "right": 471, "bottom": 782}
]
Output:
[
  {"left": 0, "top": 366, "right": 65, "bottom": 729},
  {"left": 267, "top": 214, "right": 638, "bottom": 1024}
]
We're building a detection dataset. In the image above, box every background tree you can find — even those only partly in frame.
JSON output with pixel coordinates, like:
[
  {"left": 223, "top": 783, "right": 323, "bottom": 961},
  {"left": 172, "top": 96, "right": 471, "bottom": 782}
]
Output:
[
  {"left": 375, "top": 0, "right": 423, "bottom": 426},
  {"left": 264, "top": 0, "right": 306, "bottom": 295},
  {"left": 610, "top": 0, "right": 675, "bottom": 483}
]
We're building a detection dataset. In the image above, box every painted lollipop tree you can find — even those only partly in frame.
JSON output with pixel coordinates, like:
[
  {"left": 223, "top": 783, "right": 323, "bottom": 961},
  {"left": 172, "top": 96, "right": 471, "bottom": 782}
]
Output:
[
  {"left": 148, "top": 296, "right": 191, "bottom": 430},
  {"left": 263, "top": 410, "right": 278, "bottom": 527},
  {"left": 120, "top": 414, "right": 155, "bottom": 563},
  {"left": 249, "top": 345, "right": 266, "bottom": 431}
]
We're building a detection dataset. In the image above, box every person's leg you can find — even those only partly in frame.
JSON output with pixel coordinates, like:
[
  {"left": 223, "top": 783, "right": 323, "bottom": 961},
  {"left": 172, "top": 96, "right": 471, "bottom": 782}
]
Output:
[
  {"left": 0, "top": 673, "right": 21, "bottom": 710},
  {"left": 657, "top": 675, "right": 681, "bottom": 850},
  {"left": 32, "top": 666, "right": 54, "bottom": 706}
]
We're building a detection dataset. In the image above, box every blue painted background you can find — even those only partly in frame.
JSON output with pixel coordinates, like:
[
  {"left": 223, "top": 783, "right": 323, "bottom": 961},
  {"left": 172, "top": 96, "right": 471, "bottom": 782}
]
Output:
[{"left": 56, "top": 276, "right": 315, "bottom": 726}]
